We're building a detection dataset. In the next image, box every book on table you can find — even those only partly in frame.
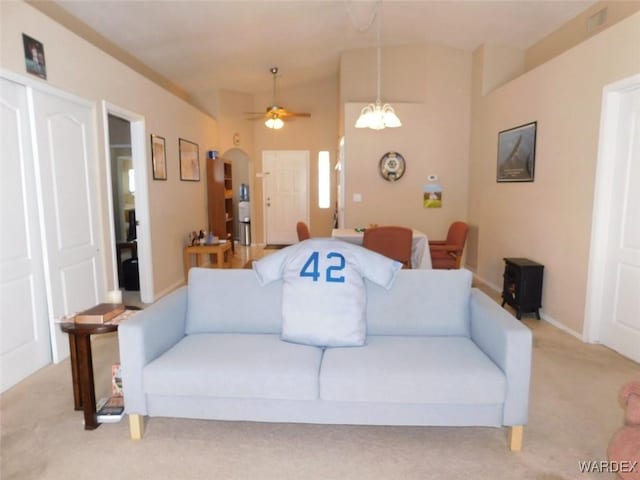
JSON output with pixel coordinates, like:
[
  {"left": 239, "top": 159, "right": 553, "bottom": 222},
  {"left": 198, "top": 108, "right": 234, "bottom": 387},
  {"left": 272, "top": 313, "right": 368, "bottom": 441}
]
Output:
[
  {"left": 97, "top": 396, "right": 124, "bottom": 423},
  {"left": 74, "top": 303, "right": 125, "bottom": 324}
]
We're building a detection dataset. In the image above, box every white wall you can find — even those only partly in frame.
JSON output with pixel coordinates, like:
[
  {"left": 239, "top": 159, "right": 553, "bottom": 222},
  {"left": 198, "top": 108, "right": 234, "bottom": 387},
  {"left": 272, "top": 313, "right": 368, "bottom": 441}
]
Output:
[{"left": 0, "top": 1, "right": 219, "bottom": 298}]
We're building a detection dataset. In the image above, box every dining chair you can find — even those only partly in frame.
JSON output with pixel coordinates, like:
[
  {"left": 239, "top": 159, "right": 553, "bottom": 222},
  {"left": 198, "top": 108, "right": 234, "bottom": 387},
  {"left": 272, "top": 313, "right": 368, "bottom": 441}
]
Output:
[
  {"left": 296, "top": 221, "right": 311, "bottom": 241},
  {"left": 362, "top": 226, "right": 412, "bottom": 268},
  {"left": 429, "top": 221, "right": 468, "bottom": 269}
]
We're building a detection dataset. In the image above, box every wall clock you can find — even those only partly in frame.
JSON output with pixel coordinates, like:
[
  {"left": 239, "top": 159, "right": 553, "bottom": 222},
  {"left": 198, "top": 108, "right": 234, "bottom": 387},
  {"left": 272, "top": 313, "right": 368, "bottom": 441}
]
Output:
[{"left": 379, "top": 151, "right": 406, "bottom": 182}]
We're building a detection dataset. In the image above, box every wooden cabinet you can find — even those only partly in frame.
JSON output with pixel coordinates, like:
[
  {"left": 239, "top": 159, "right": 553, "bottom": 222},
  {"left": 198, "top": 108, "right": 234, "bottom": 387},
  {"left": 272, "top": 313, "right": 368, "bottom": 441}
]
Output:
[
  {"left": 207, "top": 158, "right": 234, "bottom": 251},
  {"left": 501, "top": 258, "right": 544, "bottom": 320}
]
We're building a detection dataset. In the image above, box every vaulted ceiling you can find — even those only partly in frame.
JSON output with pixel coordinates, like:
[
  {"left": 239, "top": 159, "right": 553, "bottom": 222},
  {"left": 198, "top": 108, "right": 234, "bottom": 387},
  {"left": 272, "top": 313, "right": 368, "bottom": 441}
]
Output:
[{"left": 46, "top": 1, "right": 597, "bottom": 99}]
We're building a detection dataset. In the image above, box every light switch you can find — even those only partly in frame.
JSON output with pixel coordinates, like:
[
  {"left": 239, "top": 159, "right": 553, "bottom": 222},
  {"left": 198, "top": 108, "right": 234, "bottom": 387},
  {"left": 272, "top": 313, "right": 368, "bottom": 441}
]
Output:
[{"left": 353, "top": 193, "right": 362, "bottom": 202}]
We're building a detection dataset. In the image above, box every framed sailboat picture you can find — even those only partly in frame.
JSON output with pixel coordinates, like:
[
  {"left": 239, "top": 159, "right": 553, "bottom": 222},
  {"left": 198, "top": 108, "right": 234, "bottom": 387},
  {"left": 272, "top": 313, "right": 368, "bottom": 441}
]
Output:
[{"left": 497, "top": 122, "right": 537, "bottom": 182}]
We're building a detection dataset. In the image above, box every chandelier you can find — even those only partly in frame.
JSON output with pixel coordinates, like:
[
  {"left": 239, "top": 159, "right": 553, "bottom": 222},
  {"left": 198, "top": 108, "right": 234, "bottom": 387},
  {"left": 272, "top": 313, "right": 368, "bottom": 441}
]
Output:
[{"left": 354, "top": 1, "right": 401, "bottom": 130}]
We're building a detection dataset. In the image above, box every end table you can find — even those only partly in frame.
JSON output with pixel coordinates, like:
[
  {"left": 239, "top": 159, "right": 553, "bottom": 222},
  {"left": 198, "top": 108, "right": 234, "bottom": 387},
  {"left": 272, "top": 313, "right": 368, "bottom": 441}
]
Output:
[{"left": 60, "top": 322, "right": 118, "bottom": 430}]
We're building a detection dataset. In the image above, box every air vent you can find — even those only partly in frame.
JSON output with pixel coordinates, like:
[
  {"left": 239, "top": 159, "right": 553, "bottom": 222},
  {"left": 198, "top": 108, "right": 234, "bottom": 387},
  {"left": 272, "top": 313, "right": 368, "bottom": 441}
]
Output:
[{"left": 587, "top": 8, "right": 608, "bottom": 33}]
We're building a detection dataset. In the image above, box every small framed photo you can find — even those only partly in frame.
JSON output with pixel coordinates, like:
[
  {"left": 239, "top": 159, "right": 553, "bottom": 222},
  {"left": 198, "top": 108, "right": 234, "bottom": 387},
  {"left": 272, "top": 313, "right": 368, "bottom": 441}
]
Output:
[
  {"left": 22, "top": 34, "right": 47, "bottom": 80},
  {"left": 150, "top": 135, "right": 167, "bottom": 180},
  {"left": 179, "top": 138, "right": 200, "bottom": 181},
  {"left": 497, "top": 121, "right": 537, "bottom": 182}
]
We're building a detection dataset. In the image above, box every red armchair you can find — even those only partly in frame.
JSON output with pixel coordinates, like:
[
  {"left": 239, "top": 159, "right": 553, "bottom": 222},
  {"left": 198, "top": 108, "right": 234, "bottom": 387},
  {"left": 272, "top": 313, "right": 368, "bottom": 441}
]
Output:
[{"left": 429, "top": 221, "right": 468, "bottom": 269}]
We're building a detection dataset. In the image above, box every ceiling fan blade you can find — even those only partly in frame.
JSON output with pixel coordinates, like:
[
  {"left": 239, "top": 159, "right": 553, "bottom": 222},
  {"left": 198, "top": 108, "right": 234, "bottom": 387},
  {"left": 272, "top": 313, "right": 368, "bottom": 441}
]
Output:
[{"left": 279, "top": 111, "right": 311, "bottom": 118}]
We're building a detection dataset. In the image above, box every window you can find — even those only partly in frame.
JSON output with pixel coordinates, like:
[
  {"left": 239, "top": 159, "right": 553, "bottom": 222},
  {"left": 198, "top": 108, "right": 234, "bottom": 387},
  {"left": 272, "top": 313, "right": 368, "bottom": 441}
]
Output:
[{"left": 318, "top": 151, "right": 330, "bottom": 209}]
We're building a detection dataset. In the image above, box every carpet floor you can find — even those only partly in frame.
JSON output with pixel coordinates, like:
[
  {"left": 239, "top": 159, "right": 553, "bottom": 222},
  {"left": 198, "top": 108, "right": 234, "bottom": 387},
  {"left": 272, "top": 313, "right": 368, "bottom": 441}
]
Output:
[{"left": 1, "top": 301, "right": 638, "bottom": 480}]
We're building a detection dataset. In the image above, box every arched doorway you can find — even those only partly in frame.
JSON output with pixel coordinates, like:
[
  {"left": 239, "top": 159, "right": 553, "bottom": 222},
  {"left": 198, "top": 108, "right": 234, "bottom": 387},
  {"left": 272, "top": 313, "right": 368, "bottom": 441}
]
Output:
[{"left": 222, "top": 148, "right": 251, "bottom": 242}]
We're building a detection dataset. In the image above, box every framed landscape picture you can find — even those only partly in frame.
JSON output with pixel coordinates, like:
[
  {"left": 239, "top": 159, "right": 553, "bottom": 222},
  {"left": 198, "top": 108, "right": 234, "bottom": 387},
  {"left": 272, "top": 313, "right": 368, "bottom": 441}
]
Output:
[
  {"left": 497, "top": 122, "right": 537, "bottom": 182},
  {"left": 151, "top": 134, "right": 167, "bottom": 180},
  {"left": 179, "top": 138, "right": 200, "bottom": 181}
]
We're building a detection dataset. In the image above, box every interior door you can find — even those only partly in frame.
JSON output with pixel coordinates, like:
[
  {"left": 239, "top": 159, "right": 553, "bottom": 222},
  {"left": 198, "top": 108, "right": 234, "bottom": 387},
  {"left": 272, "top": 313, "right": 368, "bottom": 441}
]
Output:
[
  {"left": 31, "top": 89, "right": 105, "bottom": 362},
  {"left": 263, "top": 150, "right": 309, "bottom": 245},
  {"left": 599, "top": 85, "right": 640, "bottom": 362},
  {"left": 0, "top": 78, "right": 52, "bottom": 392}
]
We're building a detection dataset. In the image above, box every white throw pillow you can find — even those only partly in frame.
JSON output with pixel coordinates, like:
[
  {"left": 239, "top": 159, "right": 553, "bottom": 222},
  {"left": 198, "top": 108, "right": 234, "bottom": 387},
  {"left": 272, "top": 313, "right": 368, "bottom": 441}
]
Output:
[{"left": 253, "top": 238, "right": 401, "bottom": 347}]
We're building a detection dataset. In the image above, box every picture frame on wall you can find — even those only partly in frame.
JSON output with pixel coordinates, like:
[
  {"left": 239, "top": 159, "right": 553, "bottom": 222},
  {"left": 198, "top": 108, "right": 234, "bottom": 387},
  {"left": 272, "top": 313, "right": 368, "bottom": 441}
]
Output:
[
  {"left": 497, "top": 121, "right": 537, "bottom": 182},
  {"left": 150, "top": 135, "right": 167, "bottom": 180},
  {"left": 179, "top": 138, "right": 200, "bottom": 181},
  {"left": 22, "top": 34, "right": 47, "bottom": 80}
]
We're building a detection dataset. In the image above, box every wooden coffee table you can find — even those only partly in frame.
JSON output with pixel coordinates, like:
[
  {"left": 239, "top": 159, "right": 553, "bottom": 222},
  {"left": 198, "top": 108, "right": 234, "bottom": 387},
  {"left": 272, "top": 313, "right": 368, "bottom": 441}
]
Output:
[{"left": 183, "top": 242, "right": 232, "bottom": 280}]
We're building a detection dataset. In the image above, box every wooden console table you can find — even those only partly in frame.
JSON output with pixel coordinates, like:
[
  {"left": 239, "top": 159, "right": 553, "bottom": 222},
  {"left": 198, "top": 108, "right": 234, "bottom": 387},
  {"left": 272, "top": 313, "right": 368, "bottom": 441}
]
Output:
[{"left": 183, "top": 242, "right": 232, "bottom": 281}]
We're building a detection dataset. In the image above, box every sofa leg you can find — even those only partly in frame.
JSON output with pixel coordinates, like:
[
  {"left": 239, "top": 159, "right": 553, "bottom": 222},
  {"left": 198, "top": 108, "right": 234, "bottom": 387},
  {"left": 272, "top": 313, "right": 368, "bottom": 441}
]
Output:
[
  {"left": 508, "top": 425, "right": 524, "bottom": 451},
  {"left": 129, "top": 414, "right": 145, "bottom": 440}
]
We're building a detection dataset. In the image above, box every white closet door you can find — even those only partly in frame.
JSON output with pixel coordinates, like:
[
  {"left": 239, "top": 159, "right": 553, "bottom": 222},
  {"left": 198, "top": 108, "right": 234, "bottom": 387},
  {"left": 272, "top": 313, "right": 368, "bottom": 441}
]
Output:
[
  {"left": 0, "top": 78, "right": 52, "bottom": 391},
  {"left": 31, "top": 89, "right": 105, "bottom": 362},
  {"left": 599, "top": 86, "right": 640, "bottom": 362}
]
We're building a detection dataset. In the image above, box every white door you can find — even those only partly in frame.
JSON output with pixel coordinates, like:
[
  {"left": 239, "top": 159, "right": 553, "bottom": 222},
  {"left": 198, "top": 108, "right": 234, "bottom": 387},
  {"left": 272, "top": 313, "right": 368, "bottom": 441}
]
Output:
[
  {"left": 263, "top": 150, "right": 309, "bottom": 245},
  {"left": 0, "top": 78, "right": 51, "bottom": 392},
  {"left": 589, "top": 82, "right": 640, "bottom": 363},
  {"left": 31, "top": 89, "right": 105, "bottom": 362}
]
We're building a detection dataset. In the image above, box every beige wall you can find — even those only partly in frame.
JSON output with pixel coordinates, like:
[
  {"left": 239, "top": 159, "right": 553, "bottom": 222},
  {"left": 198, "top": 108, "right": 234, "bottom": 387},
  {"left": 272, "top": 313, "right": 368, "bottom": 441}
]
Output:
[
  {"left": 340, "top": 44, "right": 472, "bottom": 239},
  {"left": 1, "top": 1, "right": 218, "bottom": 298},
  {"left": 214, "top": 89, "right": 255, "bottom": 157},
  {"left": 477, "top": 44, "right": 525, "bottom": 96},
  {"left": 525, "top": 1, "right": 640, "bottom": 72},
  {"left": 468, "top": 12, "right": 640, "bottom": 335},
  {"left": 252, "top": 76, "right": 339, "bottom": 241}
]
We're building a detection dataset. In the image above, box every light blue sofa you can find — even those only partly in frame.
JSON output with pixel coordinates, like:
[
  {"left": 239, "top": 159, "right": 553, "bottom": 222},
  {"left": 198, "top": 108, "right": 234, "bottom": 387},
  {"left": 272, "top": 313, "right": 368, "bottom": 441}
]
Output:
[{"left": 119, "top": 267, "right": 532, "bottom": 450}]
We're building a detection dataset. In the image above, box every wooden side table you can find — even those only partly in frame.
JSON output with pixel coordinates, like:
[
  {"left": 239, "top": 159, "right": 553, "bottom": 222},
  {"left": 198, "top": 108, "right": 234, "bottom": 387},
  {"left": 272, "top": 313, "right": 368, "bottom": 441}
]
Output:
[
  {"left": 183, "top": 242, "right": 232, "bottom": 281},
  {"left": 60, "top": 322, "right": 118, "bottom": 430}
]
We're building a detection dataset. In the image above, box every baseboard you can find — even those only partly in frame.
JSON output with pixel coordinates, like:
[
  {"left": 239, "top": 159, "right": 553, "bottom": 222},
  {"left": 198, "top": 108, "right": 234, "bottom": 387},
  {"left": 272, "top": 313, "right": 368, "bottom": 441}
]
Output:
[
  {"left": 472, "top": 273, "right": 583, "bottom": 341},
  {"left": 538, "top": 312, "right": 583, "bottom": 341},
  {"left": 153, "top": 278, "right": 185, "bottom": 303},
  {"left": 472, "top": 273, "right": 502, "bottom": 293}
]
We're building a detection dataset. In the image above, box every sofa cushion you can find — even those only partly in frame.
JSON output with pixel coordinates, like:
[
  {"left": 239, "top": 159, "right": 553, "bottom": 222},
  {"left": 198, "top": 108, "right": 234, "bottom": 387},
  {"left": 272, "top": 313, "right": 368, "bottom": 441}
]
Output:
[
  {"left": 320, "top": 336, "right": 506, "bottom": 404},
  {"left": 366, "top": 269, "right": 472, "bottom": 336},
  {"left": 186, "top": 269, "right": 282, "bottom": 334},
  {"left": 144, "top": 333, "right": 322, "bottom": 400}
]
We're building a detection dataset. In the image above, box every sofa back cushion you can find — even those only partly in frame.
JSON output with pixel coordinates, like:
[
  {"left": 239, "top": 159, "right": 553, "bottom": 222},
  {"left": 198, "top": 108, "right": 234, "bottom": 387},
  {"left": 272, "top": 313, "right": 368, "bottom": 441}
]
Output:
[
  {"left": 185, "top": 268, "right": 471, "bottom": 337},
  {"left": 366, "top": 269, "right": 472, "bottom": 336},
  {"left": 186, "top": 268, "right": 282, "bottom": 334}
]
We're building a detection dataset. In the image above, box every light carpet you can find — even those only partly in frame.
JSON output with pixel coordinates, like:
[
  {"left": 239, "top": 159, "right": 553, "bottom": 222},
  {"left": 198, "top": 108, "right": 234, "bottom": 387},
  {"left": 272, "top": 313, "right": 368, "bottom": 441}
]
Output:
[{"left": 1, "top": 306, "right": 638, "bottom": 480}]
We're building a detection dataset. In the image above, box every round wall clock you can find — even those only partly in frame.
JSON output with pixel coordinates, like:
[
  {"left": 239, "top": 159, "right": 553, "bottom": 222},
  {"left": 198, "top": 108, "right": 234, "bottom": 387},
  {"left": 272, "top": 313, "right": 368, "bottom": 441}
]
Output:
[{"left": 379, "top": 151, "right": 406, "bottom": 182}]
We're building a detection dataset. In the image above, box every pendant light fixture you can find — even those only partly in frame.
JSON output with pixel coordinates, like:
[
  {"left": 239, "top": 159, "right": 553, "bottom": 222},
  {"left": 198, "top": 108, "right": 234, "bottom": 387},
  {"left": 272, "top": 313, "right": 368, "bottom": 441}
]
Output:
[{"left": 354, "top": 1, "right": 401, "bottom": 130}]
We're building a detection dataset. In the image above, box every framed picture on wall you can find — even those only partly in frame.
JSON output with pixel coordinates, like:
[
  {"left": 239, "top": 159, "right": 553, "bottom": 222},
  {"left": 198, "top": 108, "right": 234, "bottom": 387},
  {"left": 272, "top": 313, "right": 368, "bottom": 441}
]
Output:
[
  {"left": 150, "top": 134, "right": 167, "bottom": 180},
  {"left": 22, "top": 34, "right": 47, "bottom": 80},
  {"left": 179, "top": 138, "right": 200, "bottom": 181},
  {"left": 497, "top": 121, "right": 537, "bottom": 182}
]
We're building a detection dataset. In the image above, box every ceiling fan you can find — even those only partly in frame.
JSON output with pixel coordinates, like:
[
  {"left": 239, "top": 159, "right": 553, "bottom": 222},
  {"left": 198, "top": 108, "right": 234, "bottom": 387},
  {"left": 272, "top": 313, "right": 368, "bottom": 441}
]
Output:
[{"left": 246, "top": 67, "right": 311, "bottom": 129}]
